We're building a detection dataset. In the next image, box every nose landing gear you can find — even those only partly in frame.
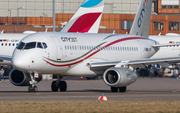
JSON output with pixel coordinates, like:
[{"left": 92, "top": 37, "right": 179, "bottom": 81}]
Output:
[{"left": 28, "top": 73, "right": 38, "bottom": 92}]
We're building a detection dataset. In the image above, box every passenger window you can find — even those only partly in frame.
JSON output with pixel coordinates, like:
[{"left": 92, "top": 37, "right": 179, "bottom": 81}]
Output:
[
  {"left": 13, "top": 43, "right": 15, "bottom": 46},
  {"left": 24, "top": 42, "right": 36, "bottom": 50},
  {"left": 9, "top": 43, "right": 11, "bottom": 46},
  {"left": 72, "top": 46, "right": 74, "bottom": 50},
  {"left": 5, "top": 43, "right": 7, "bottom": 46},
  {"left": 37, "top": 42, "right": 43, "bottom": 49},
  {"left": 42, "top": 42, "right": 47, "bottom": 49},
  {"left": 1, "top": 43, "right": 3, "bottom": 46}
]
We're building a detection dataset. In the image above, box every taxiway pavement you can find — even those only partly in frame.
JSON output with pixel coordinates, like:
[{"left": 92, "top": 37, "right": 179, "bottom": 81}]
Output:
[{"left": 0, "top": 78, "right": 180, "bottom": 101}]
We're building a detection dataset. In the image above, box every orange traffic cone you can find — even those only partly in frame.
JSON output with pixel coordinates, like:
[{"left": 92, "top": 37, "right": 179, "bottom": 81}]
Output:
[{"left": 98, "top": 94, "right": 109, "bottom": 101}]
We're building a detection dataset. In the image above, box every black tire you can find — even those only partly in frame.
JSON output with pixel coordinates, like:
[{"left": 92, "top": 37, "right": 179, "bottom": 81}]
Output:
[
  {"left": 119, "top": 86, "right": 126, "bottom": 92},
  {"left": 111, "top": 87, "right": 118, "bottom": 92},
  {"left": 59, "top": 81, "right": 67, "bottom": 92},
  {"left": 51, "top": 81, "right": 58, "bottom": 92},
  {"left": 33, "top": 86, "right": 38, "bottom": 92},
  {"left": 28, "top": 85, "right": 33, "bottom": 92}
]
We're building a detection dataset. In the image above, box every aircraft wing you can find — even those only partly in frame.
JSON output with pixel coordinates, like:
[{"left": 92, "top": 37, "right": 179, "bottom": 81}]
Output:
[
  {"left": 152, "top": 43, "right": 180, "bottom": 47},
  {"left": 89, "top": 57, "right": 180, "bottom": 71},
  {"left": 0, "top": 55, "right": 12, "bottom": 61}
]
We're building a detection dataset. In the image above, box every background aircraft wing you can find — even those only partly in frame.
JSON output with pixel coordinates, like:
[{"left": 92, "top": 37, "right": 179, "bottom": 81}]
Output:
[
  {"left": 152, "top": 43, "right": 180, "bottom": 47},
  {"left": 0, "top": 55, "right": 12, "bottom": 61},
  {"left": 89, "top": 57, "right": 180, "bottom": 71}
]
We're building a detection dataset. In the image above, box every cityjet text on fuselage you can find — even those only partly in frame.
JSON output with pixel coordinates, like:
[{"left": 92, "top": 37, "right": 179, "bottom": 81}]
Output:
[{"left": 61, "top": 37, "right": 77, "bottom": 42}]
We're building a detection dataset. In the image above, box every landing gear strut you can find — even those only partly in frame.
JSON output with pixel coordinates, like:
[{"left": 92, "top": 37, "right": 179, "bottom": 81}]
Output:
[
  {"left": 28, "top": 73, "right": 38, "bottom": 92},
  {"left": 51, "top": 76, "right": 67, "bottom": 92},
  {"left": 111, "top": 86, "right": 126, "bottom": 92}
]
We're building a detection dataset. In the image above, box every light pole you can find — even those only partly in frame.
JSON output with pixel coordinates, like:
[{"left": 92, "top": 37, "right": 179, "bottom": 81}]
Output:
[
  {"left": 53, "top": 0, "right": 55, "bottom": 32},
  {"left": 5, "top": 9, "right": 11, "bottom": 25},
  {"left": 17, "top": 6, "right": 25, "bottom": 25}
]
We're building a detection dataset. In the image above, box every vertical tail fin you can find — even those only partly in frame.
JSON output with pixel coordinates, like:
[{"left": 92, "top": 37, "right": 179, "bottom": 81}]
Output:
[
  {"left": 129, "top": 0, "right": 152, "bottom": 38},
  {"left": 60, "top": 0, "right": 104, "bottom": 33}
]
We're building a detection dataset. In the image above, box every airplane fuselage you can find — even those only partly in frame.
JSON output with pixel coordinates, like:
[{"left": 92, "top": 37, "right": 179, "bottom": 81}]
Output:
[
  {"left": 12, "top": 32, "right": 158, "bottom": 76},
  {"left": 150, "top": 35, "right": 180, "bottom": 58},
  {"left": 0, "top": 33, "right": 27, "bottom": 65}
]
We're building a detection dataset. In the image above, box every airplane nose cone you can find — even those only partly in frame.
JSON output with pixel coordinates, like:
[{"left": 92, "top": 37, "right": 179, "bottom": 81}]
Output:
[{"left": 12, "top": 50, "right": 27, "bottom": 71}]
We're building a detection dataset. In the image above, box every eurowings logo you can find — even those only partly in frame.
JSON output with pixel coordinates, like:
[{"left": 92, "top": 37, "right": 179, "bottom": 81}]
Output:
[
  {"left": 67, "top": 13, "right": 101, "bottom": 33},
  {"left": 81, "top": 0, "right": 103, "bottom": 8}
]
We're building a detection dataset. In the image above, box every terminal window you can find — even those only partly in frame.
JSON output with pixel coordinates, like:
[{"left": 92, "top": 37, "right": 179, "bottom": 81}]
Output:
[
  {"left": 153, "top": 21, "right": 164, "bottom": 30},
  {"left": 121, "top": 21, "right": 132, "bottom": 30},
  {"left": 168, "top": 5, "right": 173, "bottom": 9},
  {"left": 174, "top": 5, "right": 179, "bottom": 9},
  {"left": 162, "top": 5, "right": 167, "bottom": 9},
  {"left": 169, "top": 22, "right": 179, "bottom": 31}
]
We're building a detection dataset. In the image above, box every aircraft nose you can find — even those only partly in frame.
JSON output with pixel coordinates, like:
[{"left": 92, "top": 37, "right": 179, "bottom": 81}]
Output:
[{"left": 12, "top": 50, "right": 27, "bottom": 71}]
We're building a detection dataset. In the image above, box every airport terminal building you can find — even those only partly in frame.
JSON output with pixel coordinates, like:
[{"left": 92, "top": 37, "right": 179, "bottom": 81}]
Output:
[{"left": 0, "top": 0, "right": 179, "bottom": 35}]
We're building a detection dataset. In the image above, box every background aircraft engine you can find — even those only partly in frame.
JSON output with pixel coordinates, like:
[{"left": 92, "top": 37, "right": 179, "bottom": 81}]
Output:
[
  {"left": 9, "top": 68, "right": 42, "bottom": 86},
  {"left": 103, "top": 67, "right": 137, "bottom": 87}
]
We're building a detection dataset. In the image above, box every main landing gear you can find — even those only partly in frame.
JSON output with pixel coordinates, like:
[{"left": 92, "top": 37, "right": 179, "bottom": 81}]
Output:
[
  {"left": 28, "top": 73, "right": 38, "bottom": 92},
  {"left": 111, "top": 86, "right": 126, "bottom": 92},
  {"left": 51, "top": 76, "right": 67, "bottom": 92}
]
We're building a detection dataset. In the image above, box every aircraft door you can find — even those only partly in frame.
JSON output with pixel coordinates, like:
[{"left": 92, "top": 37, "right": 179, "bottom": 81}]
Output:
[
  {"left": 51, "top": 36, "right": 62, "bottom": 60},
  {"left": 137, "top": 40, "right": 143, "bottom": 58}
]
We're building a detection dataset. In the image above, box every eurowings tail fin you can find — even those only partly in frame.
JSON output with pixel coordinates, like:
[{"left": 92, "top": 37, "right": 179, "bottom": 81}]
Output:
[
  {"left": 129, "top": 0, "right": 152, "bottom": 38},
  {"left": 60, "top": 0, "right": 104, "bottom": 33}
]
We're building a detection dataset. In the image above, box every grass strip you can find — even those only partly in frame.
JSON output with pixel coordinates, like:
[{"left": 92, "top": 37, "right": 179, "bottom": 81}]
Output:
[{"left": 0, "top": 101, "right": 180, "bottom": 113}]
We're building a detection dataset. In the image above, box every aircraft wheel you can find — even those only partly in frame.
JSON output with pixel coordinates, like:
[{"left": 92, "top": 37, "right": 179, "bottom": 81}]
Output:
[
  {"left": 51, "top": 81, "right": 58, "bottom": 92},
  {"left": 33, "top": 86, "right": 38, "bottom": 92},
  {"left": 111, "top": 87, "right": 118, "bottom": 92},
  {"left": 28, "top": 85, "right": 33, "bottom": 92},
  {"left": 119, "top": 86, "right": 126, "bottom": 92},
  {"left": 59, "top": 81, "right": 67, "bottom": 92}
]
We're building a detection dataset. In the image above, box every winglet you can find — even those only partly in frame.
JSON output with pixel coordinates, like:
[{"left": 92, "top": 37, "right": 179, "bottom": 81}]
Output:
[
  {"left": 60, "top": 0, "right": 104, "bottom": 33},
  {"left": 129, "top": 0, "right": 152, "bottom": 38}
]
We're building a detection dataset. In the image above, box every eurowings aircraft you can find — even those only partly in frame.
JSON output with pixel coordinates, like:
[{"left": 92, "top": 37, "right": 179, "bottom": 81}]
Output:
[
  {"left": 0, "top": 0, "right": 104, "bottom": 65},
  {"left": 60, "top": 0, "right": 104, "bottom": 33},
  {"left": 150, "top": 34, "right": 180, "bottom": 58},
  {"left": 11, "top": 0, "right": 180, "bottom": 93}
]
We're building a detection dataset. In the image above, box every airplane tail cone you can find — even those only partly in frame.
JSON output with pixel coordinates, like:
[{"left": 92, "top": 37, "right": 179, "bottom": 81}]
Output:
[{"left": 98, "top": 94, "right": 109, "bottom": 101}]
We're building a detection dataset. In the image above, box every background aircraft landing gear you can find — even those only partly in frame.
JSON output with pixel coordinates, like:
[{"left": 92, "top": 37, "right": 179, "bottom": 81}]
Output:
[
  {"left": 51, "top": 76, "right": 67, "bottom": 92},
  {"left": 28, "top": 73, "right": 38, "bottom": 92}
]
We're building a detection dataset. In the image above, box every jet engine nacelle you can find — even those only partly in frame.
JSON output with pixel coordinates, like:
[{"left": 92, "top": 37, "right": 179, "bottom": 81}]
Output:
[
  {"left": 9, "top": 68, "right": 42, "bottom": 86},
  {"left": 103, "top": 67, "right": 137, "bottom": 87}
]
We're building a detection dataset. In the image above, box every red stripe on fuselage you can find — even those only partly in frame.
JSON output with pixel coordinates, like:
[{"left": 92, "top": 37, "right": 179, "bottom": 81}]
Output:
[
  {"left": 68, "top": 13, "right": 101, "bottom": 33},
  {"left": 44, "top": 37, "right": 149, "bottom": 67}
]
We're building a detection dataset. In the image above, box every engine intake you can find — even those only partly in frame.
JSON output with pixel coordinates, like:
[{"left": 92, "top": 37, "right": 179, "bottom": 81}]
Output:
[
  {"left": 103, "top": 67, "right": 137, "bottom": 87},
  {"left": 9, "top": 68, "right": 42, "bottom": 86}
]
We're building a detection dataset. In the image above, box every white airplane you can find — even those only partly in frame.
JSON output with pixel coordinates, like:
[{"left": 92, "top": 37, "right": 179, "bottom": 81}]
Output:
[
  {"left": 0, "top": 0, "right": 104, "bottom": 66},
  {"left": 11, "top": 0, "right": 180, "bottom": 93},
  {"left": 150, "top": 34, "right": 180, "bottom": 58}
]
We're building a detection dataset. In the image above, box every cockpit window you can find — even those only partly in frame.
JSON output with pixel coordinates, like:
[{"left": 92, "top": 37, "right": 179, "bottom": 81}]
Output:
[
  {"left": 37, "top": 42, "right": 43, "bottom": 49},
  {"left": 42, "top": 42, "right": 47, "bottom": 49},
  {"left": 16, "top": 42, "right": 25, "bottom": 50},
  {"left": 24, "top": 42, "right": 36, "bottom": 50}
]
